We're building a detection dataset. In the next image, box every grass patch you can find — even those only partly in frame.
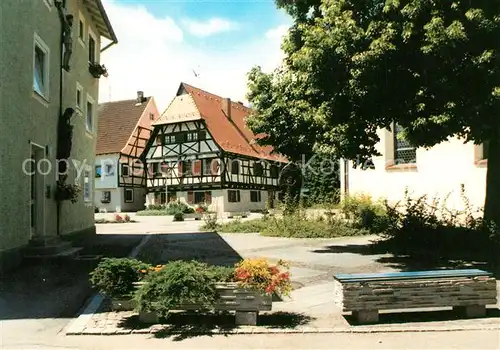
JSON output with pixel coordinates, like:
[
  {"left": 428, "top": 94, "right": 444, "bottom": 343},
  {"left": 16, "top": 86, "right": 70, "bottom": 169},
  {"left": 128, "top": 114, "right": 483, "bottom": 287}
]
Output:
[
  {"left": 136, "top": 210, "right": 172, "bottom": 216},
  {"left": 210, "top": 213, "right": 368, "bottom": 238}
]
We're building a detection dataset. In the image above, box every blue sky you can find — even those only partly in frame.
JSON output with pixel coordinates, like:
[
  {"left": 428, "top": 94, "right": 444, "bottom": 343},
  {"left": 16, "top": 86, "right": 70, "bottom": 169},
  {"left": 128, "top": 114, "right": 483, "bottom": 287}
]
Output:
[{"left": 99, "top": 0, "right": 291, "bottom": 109}]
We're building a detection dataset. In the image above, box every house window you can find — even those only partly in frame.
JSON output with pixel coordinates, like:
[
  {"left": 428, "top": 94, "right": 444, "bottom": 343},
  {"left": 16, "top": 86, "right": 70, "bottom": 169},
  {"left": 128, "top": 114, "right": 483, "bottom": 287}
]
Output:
[
  {"left": 180, "top": 160, "right": 192, "bottom": 176},
  {"left": 250, "top": 191, "right": 261, "bottom": 202},
  {"left": 105, "top": 164, "right": 114, "bottom": 176},
  {"left": 86, "top": 96, "right": 94, "bottom": 132},
  {"left": 165, "top": 135, "right": 176, "bottom": 144},
  {"left": 95, "top": 165, "right": 102, "bottom": 178},
  {"left": 101, "top": 191, "right": 111, "bottom": 203},
  {"left": 150, "top": 113, "right": 155, "bottom": 120},
  {"left": 76, "top": 83, "right": 83, "bottom": 111},
  {"left": 187, "top": 132, "right": 198, "bottom": 141},
  {"left": 124, "top": 189, "right": 134, "bottom": 203},
  {"left": 228, "top": 190, "right": 241, "bottom": 203},
  {"left": 270, "top": 164, "right": 279, "bottom": 178},
  {"left": 88, "top": 32, "right": 96, "bottom": 63},
  {"left": 152, "top": 162, "right": 160, "bottom": 175},
  {"left": 83, "top": 171, "right": 91, "bottom": 202},
  {"left": 253, "top": 162, "right": 264, "bottom": 176},
  {"left": 230, "top": 160, "right": 239, "bottom": 174},
  {"left": 33, "top": 33, "right": 50, "bottom": 100},
  {"left": 203, "top": 158, "right": 214, "bottom": 175},
  {"left": 121, "top": 163, "right": 129, "bottom": 176},
  {"left": 187, "top": 191, "right": 212, "bottom": 204},
  {"left": 394, "top": 124, "right": 416, "bottom": 165},
  {"left": 79, "top": 20, "right": 84, "bottom": 40}
]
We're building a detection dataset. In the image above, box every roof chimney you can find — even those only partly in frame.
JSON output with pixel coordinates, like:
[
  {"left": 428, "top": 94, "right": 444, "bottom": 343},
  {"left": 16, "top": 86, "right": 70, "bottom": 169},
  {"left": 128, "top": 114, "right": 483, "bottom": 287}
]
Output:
[
  {"left": 221, "top": 97, "right": 231, "bottom": 119},
  {"left": 136, "top": 91, "right": 146, "bottom": 105}
]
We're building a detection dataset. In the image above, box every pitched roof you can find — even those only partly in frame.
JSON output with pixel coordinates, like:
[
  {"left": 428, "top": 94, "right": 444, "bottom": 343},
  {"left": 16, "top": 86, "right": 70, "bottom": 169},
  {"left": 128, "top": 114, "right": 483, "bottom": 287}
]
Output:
[
  {"left": 96, "top": 97, "right": 151, "bottom": 155},
  {"left": 155, "top": 83, "right": 287, "bottom": 163}
]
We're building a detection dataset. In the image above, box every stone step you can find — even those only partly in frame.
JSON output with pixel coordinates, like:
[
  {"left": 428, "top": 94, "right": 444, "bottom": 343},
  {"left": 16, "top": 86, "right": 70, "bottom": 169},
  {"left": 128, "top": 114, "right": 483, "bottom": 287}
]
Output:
[
  {"left": 24, "top": 241, "right": 72, "bottom": 256},
  {"left": 24, "top": 247, "right": 83, "bottom": 260}
]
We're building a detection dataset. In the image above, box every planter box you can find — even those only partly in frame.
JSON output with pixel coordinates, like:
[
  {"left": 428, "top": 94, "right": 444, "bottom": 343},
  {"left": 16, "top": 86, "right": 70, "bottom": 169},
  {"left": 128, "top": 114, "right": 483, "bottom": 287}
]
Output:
[
  {"left": 138, "top": 282, "right": 272, "bottom": 325},
  {"left": 183, "top": 213, "right": 203, "bottom": 220}
]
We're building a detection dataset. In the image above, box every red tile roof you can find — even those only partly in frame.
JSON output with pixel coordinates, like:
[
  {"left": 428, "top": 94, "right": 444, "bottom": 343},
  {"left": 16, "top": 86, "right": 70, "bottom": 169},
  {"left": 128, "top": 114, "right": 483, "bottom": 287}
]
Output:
[
  {"left": 96, "top": 97, "right": 153, "bottom": 155},
  {"left": 179, "top": 83, "right": 287, "bottom": 163}
]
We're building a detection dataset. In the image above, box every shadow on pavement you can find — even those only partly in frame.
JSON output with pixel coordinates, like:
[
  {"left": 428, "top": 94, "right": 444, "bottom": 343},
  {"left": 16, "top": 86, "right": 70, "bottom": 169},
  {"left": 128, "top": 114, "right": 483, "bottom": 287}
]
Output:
[
  {"left": 118, "top": 311, "right": 313, "bottom": 341},
  {"left": 0, "top": 233, "right": 144, "bottom": 321}
]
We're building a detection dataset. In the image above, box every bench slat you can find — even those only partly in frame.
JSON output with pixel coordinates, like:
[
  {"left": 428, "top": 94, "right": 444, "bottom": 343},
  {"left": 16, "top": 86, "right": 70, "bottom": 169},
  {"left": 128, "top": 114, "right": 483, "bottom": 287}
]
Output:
[{"left": 334, "top": 269, "right": 491, "bottom": 283}]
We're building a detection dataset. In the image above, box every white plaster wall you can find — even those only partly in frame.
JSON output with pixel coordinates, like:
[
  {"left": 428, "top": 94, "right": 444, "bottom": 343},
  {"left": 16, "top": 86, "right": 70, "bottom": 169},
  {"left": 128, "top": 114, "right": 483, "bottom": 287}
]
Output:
[
  {"left": 223, "top": 190, "right": 269, "bottom": 213},
  {"left": 120, "top": 187, "right": 147, "bottom": 212},
  {"left": 94, "top": 188, "right": 122, "bottom": 212},
  {"left": 95, "top": 154, "right": 119, "bottom": 189},
  {"left": 341, "top": 131, "right": 487, "bottom": 211}
]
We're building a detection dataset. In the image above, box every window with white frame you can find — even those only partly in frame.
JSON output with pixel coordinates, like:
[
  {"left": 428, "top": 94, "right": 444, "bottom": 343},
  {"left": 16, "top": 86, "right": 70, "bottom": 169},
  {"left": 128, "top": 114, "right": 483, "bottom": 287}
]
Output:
[
  {"left": 33, "top": 33, "right": 50, "bottom": 100},
  {"left": 228, "top": 190, "right": 241, "bottom": 203},
  {"left": 250, "top": 190, "right": 261, "bottom": 202},
  {"left": 78, "top": 12, "right": 85, "bottom": 45},
  {"left": 105, "top": 164, "right": 114, "bottom": 176},
  {"left": 186, "top": 132, "right": 198, "bottom": 141},
  {"left": 76, "top": 82, "right": 83, "bottom": 111},
  {"left": 88, "top": 30, "right": 96, "bottom": 63},
  {"left": 121, "top": 163, "right": 129, "bottom": 176},
  {"left": 124, "top": 189, "right": 134, "bottom": 203},
  {"left": 86, "top": 95, "right": 94, "bottom": 133},
  {"left": 394, "top": 123, "right": 417, "bottom": 165},
  {"left": 101, "top": 191, "right": 111, "bottom": 203},
  {"left": 83, "top": 170, "right": 91, "bottom": 202}
]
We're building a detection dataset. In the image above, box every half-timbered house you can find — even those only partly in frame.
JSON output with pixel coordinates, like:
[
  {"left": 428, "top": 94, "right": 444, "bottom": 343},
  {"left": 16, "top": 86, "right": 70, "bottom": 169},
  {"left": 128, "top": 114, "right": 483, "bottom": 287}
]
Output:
[
  {"left": 95, "top": 91, "right": 160, "bottom": 212},
  {"left": 143, "top": 83, "right": 288, "bottom": 215}
]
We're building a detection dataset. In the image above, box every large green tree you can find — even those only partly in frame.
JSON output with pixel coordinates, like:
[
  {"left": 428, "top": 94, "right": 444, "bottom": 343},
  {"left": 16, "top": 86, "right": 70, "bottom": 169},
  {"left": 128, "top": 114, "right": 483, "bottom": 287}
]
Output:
[{"left": 247, "top": 0, "right": 500, "bottom": 224}]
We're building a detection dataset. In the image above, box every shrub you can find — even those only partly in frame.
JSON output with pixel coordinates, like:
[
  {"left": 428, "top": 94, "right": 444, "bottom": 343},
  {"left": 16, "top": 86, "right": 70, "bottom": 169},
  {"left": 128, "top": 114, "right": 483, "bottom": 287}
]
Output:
[
  {"left": 147, "top": 204, "right": 166, "bottom": 210},
  {"left": 215, "top": 218, "right": 269, "bottom": 233},
  {"left": 136, "top": 209, "right": 170, "bottom": 216},
  {"left": 201, "top": 212, "right": 219, "bottom": 231},
  {"left": 166, "top": 200, "right": 195, "bottom": 215},
  {"left": 89, "top": 258, "right": 151, "bottom": 298},
  {"left": 173, "top": 212, "right": 184, "bottom": 221},
  {"left": 135, "top": 260, "right": 228, "bottom": 317},
  {"left": 234, "top": 258, "right": 292, "bottom": 296}
]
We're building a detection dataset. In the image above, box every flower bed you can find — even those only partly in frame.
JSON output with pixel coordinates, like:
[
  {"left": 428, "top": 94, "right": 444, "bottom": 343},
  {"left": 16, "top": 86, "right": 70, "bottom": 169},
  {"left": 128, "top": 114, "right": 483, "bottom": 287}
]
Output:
[{"left": 89, "top": 258, "right": 291, "bottom": 326}]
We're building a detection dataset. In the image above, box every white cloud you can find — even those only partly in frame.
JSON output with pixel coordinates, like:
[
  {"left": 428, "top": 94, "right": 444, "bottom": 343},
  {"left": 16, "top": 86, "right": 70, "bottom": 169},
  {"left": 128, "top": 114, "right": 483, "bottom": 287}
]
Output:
[
  {"left": 98, "top": 1, "right": 289, "bottom": 112},
  {"left": 181, "top": 18, "right": 238, "bottom": 37},
  {"left": 265, "top": 24, "right": 289, "bottom": 40}
]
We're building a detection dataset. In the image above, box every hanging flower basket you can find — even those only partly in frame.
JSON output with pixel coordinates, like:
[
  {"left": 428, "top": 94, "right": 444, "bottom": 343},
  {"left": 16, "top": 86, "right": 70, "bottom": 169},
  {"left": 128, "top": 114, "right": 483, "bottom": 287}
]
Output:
[{"left": 55, "top": 181, "right": 81, "bottom": 203}]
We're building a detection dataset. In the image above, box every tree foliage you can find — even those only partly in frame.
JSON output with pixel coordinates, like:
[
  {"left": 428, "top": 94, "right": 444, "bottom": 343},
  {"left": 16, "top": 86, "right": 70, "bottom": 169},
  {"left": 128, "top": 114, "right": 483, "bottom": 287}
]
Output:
[{"left": 246, "top": 0, "right": 500, "bottom": 223}]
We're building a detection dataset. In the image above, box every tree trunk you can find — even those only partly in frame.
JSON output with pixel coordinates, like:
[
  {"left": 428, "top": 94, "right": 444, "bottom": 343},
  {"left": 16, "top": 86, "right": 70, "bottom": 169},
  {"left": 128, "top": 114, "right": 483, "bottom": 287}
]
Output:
[{"left": 483, "top": 137, "right": 500, "bottom": 227}]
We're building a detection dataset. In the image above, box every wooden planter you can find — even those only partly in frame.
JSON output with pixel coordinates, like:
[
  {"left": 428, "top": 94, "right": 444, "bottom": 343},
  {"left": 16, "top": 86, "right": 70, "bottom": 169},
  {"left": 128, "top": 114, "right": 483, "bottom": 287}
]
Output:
[{"left": 138, "top": 282, "right": 272, "bottom": 325}]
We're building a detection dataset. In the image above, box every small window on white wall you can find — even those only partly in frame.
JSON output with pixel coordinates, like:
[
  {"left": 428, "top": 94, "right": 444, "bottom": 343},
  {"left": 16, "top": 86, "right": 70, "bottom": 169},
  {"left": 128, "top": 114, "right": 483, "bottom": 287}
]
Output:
[
  {"left": 124, "top": 189, "right": 134, "bottom": 203},
  {"left": 86, "top": 95, "right": 94, "bottom": 133},
  {"left": 76, "top": 82, "right": 83, "bottom": 111},
  {"left": 78, "top": 12, "right": 85, "bottom": 46},
  {"left": 83, "top": 171, "right": 91, "bottom": 202},
  {"left": 33, "top": 33, "right": 50, "bottom": 100}
]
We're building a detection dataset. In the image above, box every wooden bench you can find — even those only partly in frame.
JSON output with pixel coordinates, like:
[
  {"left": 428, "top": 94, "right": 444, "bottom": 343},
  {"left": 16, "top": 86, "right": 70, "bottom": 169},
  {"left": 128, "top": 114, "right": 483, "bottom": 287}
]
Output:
[{"left": 334, "top": 269, "right": 497, "bottom": 324}]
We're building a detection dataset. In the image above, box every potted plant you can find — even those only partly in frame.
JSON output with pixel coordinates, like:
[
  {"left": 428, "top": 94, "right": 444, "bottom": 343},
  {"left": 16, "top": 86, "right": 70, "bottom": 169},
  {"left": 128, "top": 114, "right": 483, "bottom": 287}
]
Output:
[
  {"left": 89, "top": 258, "right": 153, "bottom": 311},
  {"left": 55, "top": 181, "right": 81, "bottom": 203},
  {"left": 89, "top": 62, "right": 109, "bottom": 78}
]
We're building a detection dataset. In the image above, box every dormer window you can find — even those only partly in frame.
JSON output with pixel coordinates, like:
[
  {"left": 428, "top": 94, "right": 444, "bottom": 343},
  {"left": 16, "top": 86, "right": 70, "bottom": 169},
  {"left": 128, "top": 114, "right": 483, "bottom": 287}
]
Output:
[{"left": 187, "top": 132, "right": 198, "bottom": 141}]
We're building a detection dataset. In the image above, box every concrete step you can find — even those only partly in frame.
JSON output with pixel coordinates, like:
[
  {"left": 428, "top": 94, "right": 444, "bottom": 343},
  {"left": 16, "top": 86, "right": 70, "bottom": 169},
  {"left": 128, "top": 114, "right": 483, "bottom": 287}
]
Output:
[
  {"left": 24, "top": 247, "right": 83, "bottom": 260},
  {"left": 24, "top": 241, "right": 72, "bottom": 256}
]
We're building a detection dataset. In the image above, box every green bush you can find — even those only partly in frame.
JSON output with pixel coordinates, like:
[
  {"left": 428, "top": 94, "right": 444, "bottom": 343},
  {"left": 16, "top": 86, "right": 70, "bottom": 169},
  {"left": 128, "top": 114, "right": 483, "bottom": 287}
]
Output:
[
  {"left": 201, "top": 212, "right": 219, "bottom": 231},
  {"left": 377, "top": 185, "right": 498, "bottom": 257},
  {"left": 216, "top": 218, "right": 269, "bottom": 233},
  {"left": 339, "top": 193, "right": 388, "bottom": 232},
  {"left": 135, "top": 260, "right": 232, "bottom": 317},
  {"left": 89, "top": 258, "right": 151, "bottom": 298},
  {"left": 173, "top": 212, "right": 184, "bottom": 221},
  {"left": 166, "top": 200, "right": 195, "bottom": 214},
  {"left": 136, "top": 209, "right": 170, "bottom": 216}
]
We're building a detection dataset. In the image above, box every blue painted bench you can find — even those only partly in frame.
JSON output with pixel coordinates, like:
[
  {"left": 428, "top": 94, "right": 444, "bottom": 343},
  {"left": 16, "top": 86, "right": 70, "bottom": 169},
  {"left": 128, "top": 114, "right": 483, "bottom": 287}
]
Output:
[{"left": 334, "top": 269, "right": 497, "bottom": 324}]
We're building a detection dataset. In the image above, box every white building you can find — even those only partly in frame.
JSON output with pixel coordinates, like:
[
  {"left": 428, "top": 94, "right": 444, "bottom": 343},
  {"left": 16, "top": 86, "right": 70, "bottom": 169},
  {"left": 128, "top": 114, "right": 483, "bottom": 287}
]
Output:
[
  {"left": 340, "top": 124, "right": 489, "bottom": 211},
  {"left": 94, "top": 92, "right": 160, "bottom": 212},
  {"left": 144, "top": 83, "right": 288, "bottom": 215}
]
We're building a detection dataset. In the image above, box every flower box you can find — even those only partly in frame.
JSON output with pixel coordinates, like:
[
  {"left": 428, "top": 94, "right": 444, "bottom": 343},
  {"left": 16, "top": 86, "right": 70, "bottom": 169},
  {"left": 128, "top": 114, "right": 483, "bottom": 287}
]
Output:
[
  {"left": 184, "top": 213, "right": 202, "bottom": 220},
  {"left": 138, "top": 282, "right": 272, "bottom": 325}
]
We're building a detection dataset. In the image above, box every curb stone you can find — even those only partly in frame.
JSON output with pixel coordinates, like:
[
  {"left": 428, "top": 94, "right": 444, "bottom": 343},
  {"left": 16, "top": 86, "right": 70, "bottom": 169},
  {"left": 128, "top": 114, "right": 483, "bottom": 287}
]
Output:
[{"left": 65, "top": 322, "right": 500, "bottom": 336}]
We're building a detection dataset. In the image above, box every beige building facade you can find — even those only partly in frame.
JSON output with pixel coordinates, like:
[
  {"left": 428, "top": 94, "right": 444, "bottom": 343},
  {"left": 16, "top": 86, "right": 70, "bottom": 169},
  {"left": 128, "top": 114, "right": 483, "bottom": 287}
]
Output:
[{"left": 0, "top": 0, "right": 117, "bottom": 271}]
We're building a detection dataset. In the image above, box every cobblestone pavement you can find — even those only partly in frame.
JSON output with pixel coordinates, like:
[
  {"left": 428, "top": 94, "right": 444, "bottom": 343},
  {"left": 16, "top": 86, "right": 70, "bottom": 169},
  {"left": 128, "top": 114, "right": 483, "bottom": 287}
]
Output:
[{"left": 68, "top": 227, "right": 500, "bottom": 336}]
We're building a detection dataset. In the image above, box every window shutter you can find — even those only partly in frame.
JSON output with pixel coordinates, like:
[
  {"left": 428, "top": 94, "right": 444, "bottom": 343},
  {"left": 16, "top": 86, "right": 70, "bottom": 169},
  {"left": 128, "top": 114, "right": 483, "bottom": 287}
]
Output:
[
  {"left": 160, "top": 162, "right": 169, "bottom": 174},
  {"left": 237, "top": 190, "right": 240, "bottom": 202},
  {"left": 193, "top": 160, "right": 202, "bottom": 176},
  {"left": 178, "top": 161, "right": 183, "bottom": 176},
  {"left": 147, "top": 164, "right": 153, "bottom": 177},
  {"left": 211, "top": 159, "right": 219, "bottom": 175},
  {"left": 205, "top": 191, "right": 212, "bottom": 204},
  {"left": 187, "top": 191, "right": 194, "bottom": 204}
]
